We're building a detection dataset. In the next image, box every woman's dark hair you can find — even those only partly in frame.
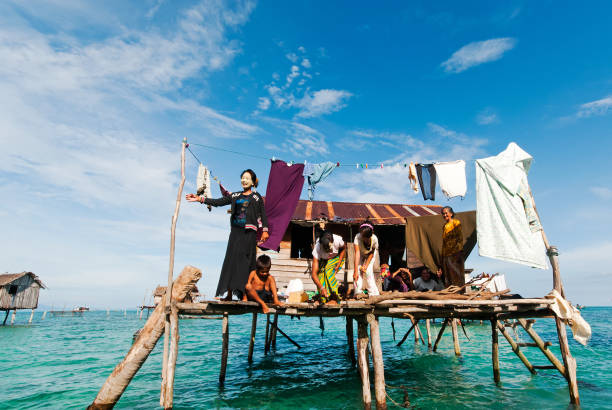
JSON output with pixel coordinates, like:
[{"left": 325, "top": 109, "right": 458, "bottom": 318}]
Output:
[
  {"left": 319, "top": 230, "right": 333, "bottom": 253},
  {"left": 442, "top": 206, "right": 455, "bottom": 217},
  {"left": 241, "top": 169, "right": 258, "bottom": 187},
  {"left": 359, "top": 217, "right": 373, "bottom": 238},
  {"left": 256, "top": 254, "right": 271, "bottom": 271}
]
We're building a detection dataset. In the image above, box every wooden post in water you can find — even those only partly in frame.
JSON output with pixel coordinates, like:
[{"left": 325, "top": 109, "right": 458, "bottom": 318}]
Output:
[
  {"left": 42, "top": 311, "right": 47, "bottom": 320},
  {"left": 163, "top": 307, "right": 180, "bottom": 409},
  {"left": 219, "top": 312, "right": 229, "bottom": 385},
  {"left": 425, "top": 319, "right": 432, "bottom": 349},
  {"left": 346, "top": 316, "right": 356, "bottom": 365},
  {"left": 88, "top": 266, "right": 201, "bottom": 410},
  {"left": 271, "top": 312, "right": 279, "bottom": 350},
  {"left": 28, "top": 309, "right": 35, "bottom": 324},
  {"left": 248, "top": 312, "right": 257, "bottom": 363},
  {"left": 357, "top": 316, "right": 371, "bottom": 410},
  {"left": 433, "top": 318, "right": 448, "bottom": 352},
  {"left": 10, "top": 309, "right": 16, "bottom": 325},
  {"left": 451, "top": 319, "right": 461, "bottom": 356},
  {"left": 496, "top": 321, "right": 536, "bottom": 374},
  {"left": 367, "top": 314, "right": 387, "bottom": 410},
  {"left": 161, "top": 138, "right": 187, "bottom": 405},
  {"left": 264, "top": 313, "right": 271, "bottom": 354},
  {"left": 491, "top": 319, "right": 500, "bottom": 384}
]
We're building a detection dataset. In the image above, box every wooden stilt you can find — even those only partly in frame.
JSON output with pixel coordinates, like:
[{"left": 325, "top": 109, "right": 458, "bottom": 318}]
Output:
[
  {"left": 42, "top": 311, "right": 47, "bottom": 320},
  {"left": 248, "top": 312, "right": 257, "bottom": 363},
  {"left": 397, "top": 320, "right": 418, "bottom": 347},
  {"left": 367, "top": 314, "right": 387, "bottom": 410},
  {"left": 517, "top": 319, "right": 565, "bottom": 375},
  {"left": 89, "top": 266, "right": 200, "bottom": 410},
  {"left": 2, "top": 310, "right": 8, "bottom": 325},
  {"left": 10, "top": 309, "right": 16, "bottom": 325},
  {"left": 28, "top": 308, "right": 35, "bottom": 324},
  {"left": 264, "top": 314, "right": 271, "bottom": 354},
  {"left": 139, "top": 308, "right": 144, "bottom": 320},
  {"left": 346, "top": 316, "right": 356, "bottom": 365},
  {"left": 163, "top": 307, "right": 180, "bottom": 409},
  {"left": 425, "top": 319, "right": 432, "bottom": 349},
  {"left": 496, "top": 321, "right": 536, "bottom": 374},
  {"left": 271, "top": 312, "right": 279, "bottom": 350},
  {"left": 433, "top": 319, "right": 448, "bottom": 352},
  {"left": 357, "top": 317, "right": 371, "bottom": 410},
  {"left": 451, "top": 319, "right": 461, "bottom": 356},
  {"left": 412, "top": 317, "right": 420, "bottom": 343},
  {"left": 491, "top": 319, "right": 500, "bottom": 384},
  {"left": 161, "top": 138, "right": 187, "bottom": 405},
  {"left": 219, "top": 312, "right": 229, "bottom": 385},
  {"left": 555, "top": 317, "right": 580, "bottom": 405}
]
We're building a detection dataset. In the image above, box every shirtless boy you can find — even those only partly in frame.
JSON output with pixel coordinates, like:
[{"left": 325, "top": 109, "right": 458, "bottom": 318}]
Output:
[{"left": 245, "top": 254, "right": 283, "bottom": 314}]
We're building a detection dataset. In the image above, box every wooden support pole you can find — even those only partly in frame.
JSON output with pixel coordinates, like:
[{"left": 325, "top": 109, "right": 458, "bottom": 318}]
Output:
[
  {"left": 2, "top": 310, "right": 8, "bottom": 326},
  {"left": 516, "top": 319, "right": 565, "bottom": 375},
  {"left": 271, "top": 312, "right": 279, "bottom": 350},
  {"left": 11, "top": 309, "right": 16, "bottom": 325},
  {"left": 248, "top": 312, "right": 257, "bottom": 363},
  {"left": 346, "top": 316, "right": 356, "bottom": 365},
  {"left": 425, "top": 319, "right": 432, "bottom": 349},
  {"left": 42, "top": 311, "right": 47, "bottom": 320},
  {"left": 357, "top": 317, "right": 371, "bottom": 410},
  {"left": 496, "top": 321, "right": 536, "bottom": 374},
  {"left": 163, "top": 307, "right": 180, "bottom": 409},
  {"left": 219, "top": 312, "right": 229, "bottom": 385},
  {"left": 491, "top": 319, "right": 500, "bottom": 384},
  {"left": 433, "top": 319, "right": 448, "bottom": 352},
  {"left": 451, "top": 319, "right": 461, "bottom": 356},
  {"left": 264, "top": 314, "right": 271, "bottom": 354},
  {"left": 397, "top": 320, "right": 418, "bottom": 347},
  {"left": 88, "top": 265, "right": 201, "bottom": 410},
  {"left": 368, "top": 314, "right": 387, "bottom": 410},
  {"left": 555, "top": 317, "right": 580, "bottom": 405},
  {"left": 161, "top": 138, "right": 187, "bottom": 404},
  {"left": 28, "top": 308, "right": 35, "bottom": 324}
]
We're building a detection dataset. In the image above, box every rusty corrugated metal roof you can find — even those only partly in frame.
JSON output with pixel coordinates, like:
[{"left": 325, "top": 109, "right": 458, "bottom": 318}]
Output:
[{"left": 291, "top": 199, "right": 442, "bottom": 225}]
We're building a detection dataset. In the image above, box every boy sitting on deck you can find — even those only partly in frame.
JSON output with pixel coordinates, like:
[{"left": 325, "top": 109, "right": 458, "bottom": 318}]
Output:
[{"left": 245, "top": 255, "right": 283, "bottom": 314}]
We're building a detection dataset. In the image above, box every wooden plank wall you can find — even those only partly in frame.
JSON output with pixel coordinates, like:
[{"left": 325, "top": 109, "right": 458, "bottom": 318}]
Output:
[{"left": 0, "top": 275, "right": 41, "bottom": 309}]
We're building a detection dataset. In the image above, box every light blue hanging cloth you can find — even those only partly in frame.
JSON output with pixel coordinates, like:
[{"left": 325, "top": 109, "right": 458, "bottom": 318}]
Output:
[{"left": 307, "top": 161, "right": 336, "bottom": 200}]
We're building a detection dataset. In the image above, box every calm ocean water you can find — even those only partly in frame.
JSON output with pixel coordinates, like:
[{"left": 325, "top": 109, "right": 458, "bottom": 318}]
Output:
[{"left": 0, "top": 307, "right": 610, "bottom": 409}]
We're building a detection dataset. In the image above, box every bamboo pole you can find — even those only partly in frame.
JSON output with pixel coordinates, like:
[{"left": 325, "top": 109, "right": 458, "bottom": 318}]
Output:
[
  {"left": 491, "top": 319, "right": 500, "bottom": 384},
  {"left": 163, "top": 307, "right": 180, "bottom": 409},
  {"left": 28, "top": 309, "right": 35, "bottom": 324},
  {"left": 451, "top": 319, "right": 461, "bottom": 356},
  {"left": 496, "top": 321, "right": 536, "bottom": 374},
  {"left": 89, "top": 266, "right": 201, "bottom": 409},
  {"left": 367, "top": 314, "right": 387, "bottom": 410},
  {"left": 346, "top": 316, "right": 356, "bottom": 365},
  {"left": 433, "top": 319, "right": 448, "bottom": 352},
  {"left": 357, "top": 317, "right": 371, "bottom": 410},
  {"left": 517, "top": 319, "right": 565, "bottom": 375},
  {"left": 161, "top": 138, "right": 187, "bottom": 405},
  {"left": 425, "top": 319, "right": 432, "bottom": 349},
  {"left": 219, "top": 312, "right": 229, "bottom": 385},
  {"left": 248, "top": 312, "right": 257, "bottom": 363}
]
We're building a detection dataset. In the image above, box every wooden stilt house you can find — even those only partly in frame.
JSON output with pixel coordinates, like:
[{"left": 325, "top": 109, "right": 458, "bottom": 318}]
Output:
[
  {"left": 257, "top": 199, "right": 443, "bottom": 294},
  {"left": 1, "top": 272, "right": 46, "bottom": 325}
]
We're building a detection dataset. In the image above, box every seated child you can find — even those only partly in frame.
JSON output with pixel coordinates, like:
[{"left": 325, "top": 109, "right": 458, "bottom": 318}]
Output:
[
  {"left": 412, "top": 267, "right": 443, "bottom": 292},
  {"left": 245, "top": 254, "right": 283, "bottom": 314}
]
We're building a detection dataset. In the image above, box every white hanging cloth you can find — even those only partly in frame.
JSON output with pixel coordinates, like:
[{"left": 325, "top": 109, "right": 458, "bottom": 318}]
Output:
[
  {"left": 196, "top": 164, "right": 212, "bottom": 198},
  {"left": 546, "top": 290, "right": 591, "bottom": 345},
  {"left": 476, "top": 142, "right": 548, "bottom": 269},
  {"left": 433, "top": 160, "right": 467, "bottom": 199}
]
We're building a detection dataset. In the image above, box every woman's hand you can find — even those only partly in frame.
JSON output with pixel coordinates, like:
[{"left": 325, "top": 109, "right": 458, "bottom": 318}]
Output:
[
  {"left": 258, "top": 231, "right": 269, "bottom": 244},
  {"left": 353, "top": 271, "right": 359, "bottom": 283},
  {"left": 185, "top": 193, "right": 202, "bottom": 203}
]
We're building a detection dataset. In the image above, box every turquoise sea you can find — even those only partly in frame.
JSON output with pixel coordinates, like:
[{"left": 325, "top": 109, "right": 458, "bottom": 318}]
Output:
[{"left": 0, "top": 307, "right": 610, "bottom": 409}]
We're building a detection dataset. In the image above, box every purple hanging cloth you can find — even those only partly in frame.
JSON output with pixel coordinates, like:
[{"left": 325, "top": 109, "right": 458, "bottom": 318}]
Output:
[{"left": 259, "top": 159, "right": 305, "bottom": 251}]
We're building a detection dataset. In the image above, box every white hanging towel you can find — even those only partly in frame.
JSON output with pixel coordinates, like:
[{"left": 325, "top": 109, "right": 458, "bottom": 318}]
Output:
[
  {"left": 433, "top": 160, "right": 467, "bottom": 199},
  {"left": 196, "top": 164, "right": 212, "bottom": 198},
  {"left": 476, "top": 142, "right": 548, "bottom": 269},
  {"left": 408, "top": 162, "right": 419, "bottom": 193},
  {"left": 546, "top": 290, "right": 591, "bottom": 345}
]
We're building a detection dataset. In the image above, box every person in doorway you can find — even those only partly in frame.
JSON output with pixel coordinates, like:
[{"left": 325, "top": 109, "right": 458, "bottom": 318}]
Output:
[
  {"left": 186, "top": 169, "right": 269, "bottom": 300},
  {"left": 387, "top": 266, "right": 413, "bottom": 292},
  {"left": 441, "top": 206, "right": 465, "bottom": 288},
  {"left": 311, "top": 230, "right": 346, "bottom": 304},
  {"left": 413, "top": 267, "right": 443, "bottom": 291},
  {"left": 353, "top": 221, "right": 380, "bottom": 296},
  {"left": 245, "top": 255, "right": 283, "bottom": 314}
]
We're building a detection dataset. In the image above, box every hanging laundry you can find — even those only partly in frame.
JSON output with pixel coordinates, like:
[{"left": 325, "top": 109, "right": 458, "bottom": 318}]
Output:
[
  {"left": 433, "top": 160, "right": 467, "bottom": 199},
  {"left": 307, "top": 161, "right": 336, "bottom": 201},
  {"left": 303, "top": 161, "right": 315, "bottom": 177},
  {"left": 259, "top": 160, "right": 305, "bottom": 251},
  {"left": 476, "top": 142, "right": 547, "bottom": 269},
  {"left": 408, "top": 162, "right": 419, "bottom": 193},
  {"left": 196, "top": 164, "right": 212, "bottom": 198},
  {"left": 416, "top": 164, "right": 436, "bottom": 200}
]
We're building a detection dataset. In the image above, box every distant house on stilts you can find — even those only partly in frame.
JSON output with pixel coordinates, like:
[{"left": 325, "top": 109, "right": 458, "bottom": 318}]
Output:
[{"left": 0, "top": 272, "right": 46, "bottom": 325}]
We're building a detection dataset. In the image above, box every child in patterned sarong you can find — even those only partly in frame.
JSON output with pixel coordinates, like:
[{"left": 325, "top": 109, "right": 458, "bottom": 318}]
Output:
[{"left": 311, "top": 230, "right": 346, "bottom": 304}]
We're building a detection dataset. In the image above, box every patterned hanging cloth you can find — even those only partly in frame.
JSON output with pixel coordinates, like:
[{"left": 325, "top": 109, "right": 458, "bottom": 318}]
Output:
[{"left": 196, "top": 164, "right": 213, "bottom": 211}]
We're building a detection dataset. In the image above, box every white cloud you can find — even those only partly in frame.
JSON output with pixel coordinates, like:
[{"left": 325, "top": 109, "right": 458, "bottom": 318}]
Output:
[
  {"left": 298, "top": 46, "right": 306, "bottom": 53},
  {"left": 576, "top": 96, "right": 612, "bottom": 118},
  {"left": 476, "top": 108, "right": 499, "bottom": 124},
  {"left": 257, "top": 97, "right": 270, "bottom": 110},
  {"left": 259, "top": 118, "right": 329, "bottom": 157},
  {"left": 301, "top": 58, "right": 311, "bottom": 68},
  {"left": 285, "top": 52, "right": 298, "bottom": 63},
  {"left": 441, "top": 37, "right": 517, "bottom": 73},
  {"left": 295, "top": 89, "right": 353, "bottom": 118},
  {"left": 285, "top": 65, "right": 300, "bottom": 87},
  {"left": 590, "top": 186, "right": 612, "bottom": 200}
]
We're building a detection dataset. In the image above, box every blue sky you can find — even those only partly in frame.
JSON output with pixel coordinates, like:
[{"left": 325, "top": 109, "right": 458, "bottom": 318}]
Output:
[{"left": 1, "top": 1, "right": 611, "bottom": 308}]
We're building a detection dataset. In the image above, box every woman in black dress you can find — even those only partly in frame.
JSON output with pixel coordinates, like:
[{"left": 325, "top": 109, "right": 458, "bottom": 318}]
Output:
[{"left": 186, "top": 169, "right": 268, "bottom": 300}]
